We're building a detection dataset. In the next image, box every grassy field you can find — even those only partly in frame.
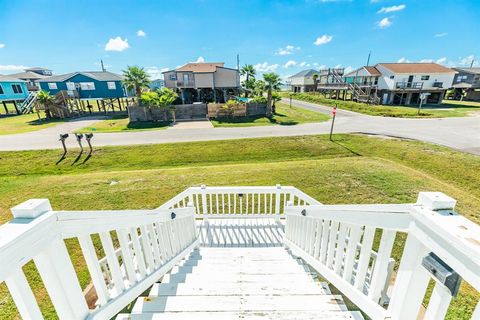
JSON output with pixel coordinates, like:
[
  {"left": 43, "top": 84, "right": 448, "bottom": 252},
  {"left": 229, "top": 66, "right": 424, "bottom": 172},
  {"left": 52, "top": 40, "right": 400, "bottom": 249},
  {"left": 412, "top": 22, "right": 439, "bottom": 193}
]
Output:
[
  {"left": 211, "top": 102, "right": 330, "bottom": 127},
  {"left": 0, "top": 112, "right": 66, "bottom": 135},
  {"left": 75, "top": 114, "right": 170, "bottom": 133},
  {"left": 282, "top": 92, "right": 480, "bottom": 118},
  {"left": 0, "top": 134, "right": 479, "bottom": 319}
]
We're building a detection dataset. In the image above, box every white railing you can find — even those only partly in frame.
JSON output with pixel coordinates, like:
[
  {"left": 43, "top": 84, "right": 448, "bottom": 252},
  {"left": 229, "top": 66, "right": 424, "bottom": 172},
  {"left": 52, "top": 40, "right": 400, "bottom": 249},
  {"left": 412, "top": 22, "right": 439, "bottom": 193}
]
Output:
[
  {"left": 160, "top": 185, "right": 321, "bottom": 218},
  {"left": 284, "top": 192, "right": 480, "bottom": 320},
  {"left": 0, "top": 198, "right": 198, "bottom": 320}
]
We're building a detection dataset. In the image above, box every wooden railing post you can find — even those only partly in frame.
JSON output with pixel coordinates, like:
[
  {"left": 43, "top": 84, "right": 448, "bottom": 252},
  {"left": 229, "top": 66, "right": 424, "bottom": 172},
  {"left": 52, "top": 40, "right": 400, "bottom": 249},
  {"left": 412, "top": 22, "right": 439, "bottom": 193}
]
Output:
[{"left": 201, "top": 185, "right": 208, "bottom": 215}]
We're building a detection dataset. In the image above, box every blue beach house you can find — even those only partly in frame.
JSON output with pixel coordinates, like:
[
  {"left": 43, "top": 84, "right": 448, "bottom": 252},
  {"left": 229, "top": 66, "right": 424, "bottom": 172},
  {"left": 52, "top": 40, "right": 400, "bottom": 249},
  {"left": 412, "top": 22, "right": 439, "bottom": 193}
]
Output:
[
  {"left": 38, "top": 71, "right": 125, "bottom": 99},
  {"left": 0, "top": 75, "right": 29, "bottom": 101}
]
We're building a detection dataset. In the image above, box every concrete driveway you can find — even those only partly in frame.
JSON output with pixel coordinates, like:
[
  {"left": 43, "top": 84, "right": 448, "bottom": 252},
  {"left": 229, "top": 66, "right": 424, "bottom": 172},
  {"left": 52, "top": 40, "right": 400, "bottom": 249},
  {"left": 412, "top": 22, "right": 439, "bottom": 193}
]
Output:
[{"left": 0, "top": 99, "right": 478, "bottom": 155}]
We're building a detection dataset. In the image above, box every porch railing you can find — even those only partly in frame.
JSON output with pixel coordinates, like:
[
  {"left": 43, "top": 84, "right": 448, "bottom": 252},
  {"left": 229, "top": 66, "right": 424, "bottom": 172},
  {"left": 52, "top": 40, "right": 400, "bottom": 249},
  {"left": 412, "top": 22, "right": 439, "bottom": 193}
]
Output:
[
  {"left": 284, "top": 192, "right": 480, "bottom": 320},
  {"left": 0, "top": 199, "right": 197, "bottom": 320},
  {"left": 159, "top": 185, "right": 321, "bottom": 218}
]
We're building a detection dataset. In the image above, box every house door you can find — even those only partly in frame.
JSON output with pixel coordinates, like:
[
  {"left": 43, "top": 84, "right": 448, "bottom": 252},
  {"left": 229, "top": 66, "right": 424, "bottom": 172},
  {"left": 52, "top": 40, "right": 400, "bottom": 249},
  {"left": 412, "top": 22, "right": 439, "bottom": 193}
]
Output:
[{"left": 407, "top": 75, "right": 414, "bottom": 88}]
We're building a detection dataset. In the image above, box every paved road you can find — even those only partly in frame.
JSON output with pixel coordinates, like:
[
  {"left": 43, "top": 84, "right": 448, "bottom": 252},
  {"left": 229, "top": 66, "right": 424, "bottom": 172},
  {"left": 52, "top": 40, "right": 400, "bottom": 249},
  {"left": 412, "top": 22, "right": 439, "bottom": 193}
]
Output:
[{"left": 0, "top": 99, "right": 478, "bottom": 154}]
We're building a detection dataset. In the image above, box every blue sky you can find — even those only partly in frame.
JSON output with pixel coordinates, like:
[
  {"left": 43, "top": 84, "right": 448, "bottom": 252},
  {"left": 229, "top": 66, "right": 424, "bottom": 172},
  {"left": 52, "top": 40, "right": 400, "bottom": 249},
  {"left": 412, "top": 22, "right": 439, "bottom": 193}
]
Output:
[{"left": 0, "top": 0, "right": 479, "bottom": 80}]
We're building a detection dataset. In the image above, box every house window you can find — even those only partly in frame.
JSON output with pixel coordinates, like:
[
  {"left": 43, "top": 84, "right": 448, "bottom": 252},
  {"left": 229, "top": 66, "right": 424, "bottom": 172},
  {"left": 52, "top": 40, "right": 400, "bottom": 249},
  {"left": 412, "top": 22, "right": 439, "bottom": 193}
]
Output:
[
  {"left": 48, "top": 83, "right": 58, "bottom": 90},
  {"left": 374, "top": 77, "right": 379, "bottom": 85},
  {"left": 80, "top": 82, "right": 95, "bottom": 90},
  {"left": 107, "top": 82, "right": 116, "bottom": 90},
  {"left": 421, "top": 75, "right": 430, "bottom": 80},
  {"left": 0, "top": 84, "right": 4, "bottom": 95},
  {"left": 12, "top": 84, "right": 23, "bottom": 94},
  {"left": 389, "top": 75, "right": 395, "bottom": 79},
  {"left": 457, "top": 75, "right": 468, "bottom": 82},
  {"left": 169, "top": 74, "right": 177, "bottom": 81}
]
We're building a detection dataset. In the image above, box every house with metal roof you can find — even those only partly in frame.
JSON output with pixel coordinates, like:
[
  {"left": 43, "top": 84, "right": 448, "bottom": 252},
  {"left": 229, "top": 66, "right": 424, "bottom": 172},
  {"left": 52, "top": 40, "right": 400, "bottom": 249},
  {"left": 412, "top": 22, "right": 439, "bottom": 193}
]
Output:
[
  {"left": 288, "top": 69, "right": 320, "bottom": 93},
  {"left": 9, "top": 67, "right": 53, "bottom": 92},
  {"left": 38, "top": 71, "right": 126, "bottom": 99},
  {"left": 451, "top": 67, "right": 480, "bottom": 101},
  {"left": 162, "top": 62, "right": 240, "bottom": 103}
]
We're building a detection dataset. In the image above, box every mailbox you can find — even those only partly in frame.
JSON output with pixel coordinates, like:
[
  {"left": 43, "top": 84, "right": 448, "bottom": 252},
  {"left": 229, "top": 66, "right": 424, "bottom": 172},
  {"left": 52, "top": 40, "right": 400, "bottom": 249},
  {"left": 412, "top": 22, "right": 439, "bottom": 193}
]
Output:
[{"left": 422, "top": 252, "right": 461, "bottom": 296}]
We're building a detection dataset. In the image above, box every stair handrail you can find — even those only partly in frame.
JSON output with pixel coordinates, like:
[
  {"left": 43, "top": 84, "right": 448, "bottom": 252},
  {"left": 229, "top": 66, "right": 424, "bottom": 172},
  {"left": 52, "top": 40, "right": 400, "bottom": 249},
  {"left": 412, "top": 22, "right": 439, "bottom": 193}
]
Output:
[
  {"left": 0, "top": 199, "right": 198, "bottom": 320},
  {"left": 284, "top": 192, "right": 480, "bottom": 320}
]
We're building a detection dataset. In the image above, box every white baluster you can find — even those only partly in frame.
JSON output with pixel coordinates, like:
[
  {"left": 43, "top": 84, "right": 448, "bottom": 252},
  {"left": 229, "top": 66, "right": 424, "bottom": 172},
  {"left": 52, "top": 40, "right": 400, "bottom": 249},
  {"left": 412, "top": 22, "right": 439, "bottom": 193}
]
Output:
[
  {"left": 116, "top": 229, "right": 137, "bottom": 285},
  {"left": 99, "top": 232, "right": 126, "bottom": 295},
  {"left": 5, "top": 268, "right": 44, "bottom": 320},
  {"left": 424, "top": 282, "right": 452, "bottom": 320},
  {"left": 319, "top": 219, "right": 331, "bottom": 264},
  {"left": 334, "top": 223, "right": 349, "bottom": 275},
  {"left": 78, "top": 235, "right": 110, "bottom": 304},
  {"left": 129, "top": 227, "right": 147, "bottom": 278},
  {"left": 343, "top": 225, "right": 362, "bottom": 284},
  {"left": 326, "top": 221, "right": 339, "bottom": 269},
  {"left": 368, "top": 229, "right": 396, "bottom": 302},
  {"left": 355, "top": 226, "right": 375, "bottom": 291},
  {"left": 34, "top": 238, "right": 89, "bottom": 319}
]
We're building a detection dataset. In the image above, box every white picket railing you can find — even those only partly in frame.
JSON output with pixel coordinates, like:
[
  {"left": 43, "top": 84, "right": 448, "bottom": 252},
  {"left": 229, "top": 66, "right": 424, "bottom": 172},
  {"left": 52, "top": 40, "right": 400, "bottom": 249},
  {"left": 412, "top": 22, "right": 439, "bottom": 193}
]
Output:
[
  {"left": 160, "top": 185, "right": 321, "bottom": 218},
  {"left": 284, "top": 192, "right": 480, "bottom": 320},
  {"left": 0, "top": 199, "right": 198, "bottom": 320}
]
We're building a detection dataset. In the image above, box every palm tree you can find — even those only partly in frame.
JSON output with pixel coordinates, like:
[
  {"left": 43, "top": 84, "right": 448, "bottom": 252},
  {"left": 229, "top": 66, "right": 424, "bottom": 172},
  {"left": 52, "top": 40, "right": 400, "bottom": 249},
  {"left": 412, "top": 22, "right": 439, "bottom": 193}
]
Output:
[
  {"left": 254, "top": 80, "right": 266, "bottom": 97},
  {"left": 263, "top": 73, "right": 281, "bottom": 116},
  {"left": 122, "top": 66, "right": 151, "bottom": 100},
  {"left": 312, "top": 74, "right": 319, "bottom": 92},
  {"left": 240, "top": 64, "right": 256, "bottom": 97},
  {"left": 36, "top": 90, "right": 54, "bottom": 118}
]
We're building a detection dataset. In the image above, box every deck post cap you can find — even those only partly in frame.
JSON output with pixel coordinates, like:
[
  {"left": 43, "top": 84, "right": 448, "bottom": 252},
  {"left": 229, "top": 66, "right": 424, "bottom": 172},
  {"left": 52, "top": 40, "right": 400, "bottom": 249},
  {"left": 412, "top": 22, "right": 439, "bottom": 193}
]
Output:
[
  {"left": 276, "top": 184, "right": 281, "bottom": 189},
  {"left": 201, "top": 184, "right": 206, "bottom": 189},
  {"left": 11, "top": 199, "right": 52, "bottom": 219},
  {"left": 417, "top": 192, "right": 456, "bottom": 211}
]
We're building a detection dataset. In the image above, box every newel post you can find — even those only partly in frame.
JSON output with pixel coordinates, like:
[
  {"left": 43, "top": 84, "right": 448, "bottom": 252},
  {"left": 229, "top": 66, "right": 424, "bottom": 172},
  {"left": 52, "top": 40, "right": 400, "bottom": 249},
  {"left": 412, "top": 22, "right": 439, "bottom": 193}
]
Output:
[
  {"left": 11, "top": 199, "right": 89, "bottom": 319},
  {"left": 388, "top": 192, "right": 456, "bottom": 320}
]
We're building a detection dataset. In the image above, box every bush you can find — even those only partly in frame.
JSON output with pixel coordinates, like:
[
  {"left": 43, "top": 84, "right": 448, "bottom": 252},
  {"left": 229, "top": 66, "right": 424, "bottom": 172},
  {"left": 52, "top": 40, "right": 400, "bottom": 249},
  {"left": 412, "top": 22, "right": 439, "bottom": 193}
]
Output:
[{"left": 252, "top": 96, "right": 267, "bottom": 104}]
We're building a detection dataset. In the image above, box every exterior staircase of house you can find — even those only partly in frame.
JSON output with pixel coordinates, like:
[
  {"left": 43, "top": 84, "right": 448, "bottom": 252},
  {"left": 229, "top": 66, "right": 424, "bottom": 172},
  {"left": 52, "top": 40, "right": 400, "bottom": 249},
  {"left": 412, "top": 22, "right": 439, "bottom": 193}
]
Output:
[
  {"left": 1, "top": 186, "right": 479, "bottom": 320},
  {"left": 117, "top": 247, "right": 363, "bottom": 320},
  {"left": 18, "top": 91, "right": 38, "bottom": 114}
]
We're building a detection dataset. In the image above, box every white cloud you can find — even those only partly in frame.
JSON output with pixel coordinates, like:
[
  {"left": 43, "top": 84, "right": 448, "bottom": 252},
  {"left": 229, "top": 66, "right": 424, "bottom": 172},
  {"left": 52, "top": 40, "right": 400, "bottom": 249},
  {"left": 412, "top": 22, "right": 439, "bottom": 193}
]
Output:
[
  {"left": 434, "top": 32, "right": 447, "bottom": 38},
  {"left": 195, "top": 56, "right": 205, "bottom": 63},
  {"left": 0, "top": 64, "right": 29, "bottom": 71},
  {"left": 105, "top": 37, "right": 130, "bottom": 52},
  {"left": 457, "top": 55, "right": 478, "bottom": 67},
  {"left": 146, "top": 66, "right": 170, "bottom": 79},
  {"left": 377, "top": 4, "right": 406, "bottom": 13},
  {"left": 275, "top": 45, "right": 300, "bottom": 55},
  {"left": 397, "top": 57, "right": 410, "bottom": 63},
  {"left": 377, "top": 17, "right": 392, "bottom": 28},
  {"left": 313, "top": 35, "right": 333, "bottom": 46},
  {"left": 419, "top": 59, "right": 434, "bottom": 63},
  {"left": 137, "top": 30, "right": 146, "bottom": 37},
  {"left": 436, "top": 57, "right": 447, "bottom": 65},
  {"left": 299, "top": 61, "right": 311, "bottom": 68},
  {"left": 283, "top": 60, "right": 297, "bottom": 68},
  {"left": 0, "top": 43, "right": 5, "bottom": 49},
  {"left": 254, "top": 62, "right": 279, "bottom": 72}
]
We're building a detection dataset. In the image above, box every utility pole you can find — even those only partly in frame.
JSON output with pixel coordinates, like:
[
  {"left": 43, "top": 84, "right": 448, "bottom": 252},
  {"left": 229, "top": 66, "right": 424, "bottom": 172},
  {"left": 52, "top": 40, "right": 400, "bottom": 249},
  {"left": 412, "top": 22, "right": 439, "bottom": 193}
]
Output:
[
  {"left": 101, "top": 60, "right": 106, "bottom": 72},
  {"left": 366, "top": 51, "right": 371, "bottom": 66},
  {"left": 237, "top": 54, "right": 240, "bottom": 71}
]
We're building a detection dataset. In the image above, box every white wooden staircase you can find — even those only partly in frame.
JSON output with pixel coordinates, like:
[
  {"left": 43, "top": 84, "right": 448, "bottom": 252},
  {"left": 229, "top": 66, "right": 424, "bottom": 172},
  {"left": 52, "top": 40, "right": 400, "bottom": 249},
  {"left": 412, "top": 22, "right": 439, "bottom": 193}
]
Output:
[
  {"left": 1, "top": 186, "right": 480, "bottom": 320},
  {"left": 118, "top": 247, "right": 363, "bottom": 319}
]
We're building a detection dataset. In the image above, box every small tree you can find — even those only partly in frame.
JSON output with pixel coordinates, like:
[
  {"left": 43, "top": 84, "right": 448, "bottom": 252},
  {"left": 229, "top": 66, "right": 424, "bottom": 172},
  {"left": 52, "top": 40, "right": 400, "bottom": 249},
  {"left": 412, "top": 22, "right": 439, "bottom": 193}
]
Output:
[
  {"left": 271, "top": 91, "right": 282, "bottom": 114},
  {"left": 240, "top": 64, "right": 256, "bottom": 98},
  {"left": 312, "top": 74, "right": 319, "bottom": 92},
  {"left": 157, "top": 88, "right": 178, "bottom": 123},
  {"left": 263, "top": 73, "right": 281, "bottom": 116},
  {"left": 36, "top": 90, "right": 54, "bottom": 118},
  {"left": 122, "top": 66, "right": 151, "bottom": 100}
]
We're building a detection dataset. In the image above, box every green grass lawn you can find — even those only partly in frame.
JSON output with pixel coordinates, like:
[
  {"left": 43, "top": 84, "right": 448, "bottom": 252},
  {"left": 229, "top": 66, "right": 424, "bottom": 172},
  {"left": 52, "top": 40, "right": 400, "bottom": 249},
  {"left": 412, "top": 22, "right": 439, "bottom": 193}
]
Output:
[
  {"left": 0, "top": 112, "right": 66, "bottom": 135},
  {"left": 210, "top": 102, "right": 330, "bottom": 127},
  {"left": 282, "top": 92, "right": 480, "bottom": 118},
  {"left": 75, "top": 114, "right": 170, "bottom": 133},
  {"left": 0, "top": 134, "right": 479, "bottom": 319}
]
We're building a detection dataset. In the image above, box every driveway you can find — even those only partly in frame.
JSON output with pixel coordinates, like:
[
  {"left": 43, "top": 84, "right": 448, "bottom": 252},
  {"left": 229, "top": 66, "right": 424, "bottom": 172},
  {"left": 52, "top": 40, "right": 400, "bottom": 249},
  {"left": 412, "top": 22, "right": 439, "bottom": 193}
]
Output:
[{"left": 0, "top": 100, "right": 478, "bottom": 155}]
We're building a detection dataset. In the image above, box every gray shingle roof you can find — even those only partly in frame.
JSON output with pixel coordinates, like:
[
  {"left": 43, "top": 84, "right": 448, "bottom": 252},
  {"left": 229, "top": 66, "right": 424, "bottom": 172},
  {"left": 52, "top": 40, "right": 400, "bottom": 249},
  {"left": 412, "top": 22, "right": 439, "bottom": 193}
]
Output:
[
  {"left": 0, "top": 75, "right": 26, "bottom": 82},
  {"left": 38, "top": 71, "right": 123, "bottom": 82},
  {"left": 8, "top": 71, "right": 50, "bottom": 80},
  {"left": 289, "top": 69, "right": 319, "bottom": 78}
]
